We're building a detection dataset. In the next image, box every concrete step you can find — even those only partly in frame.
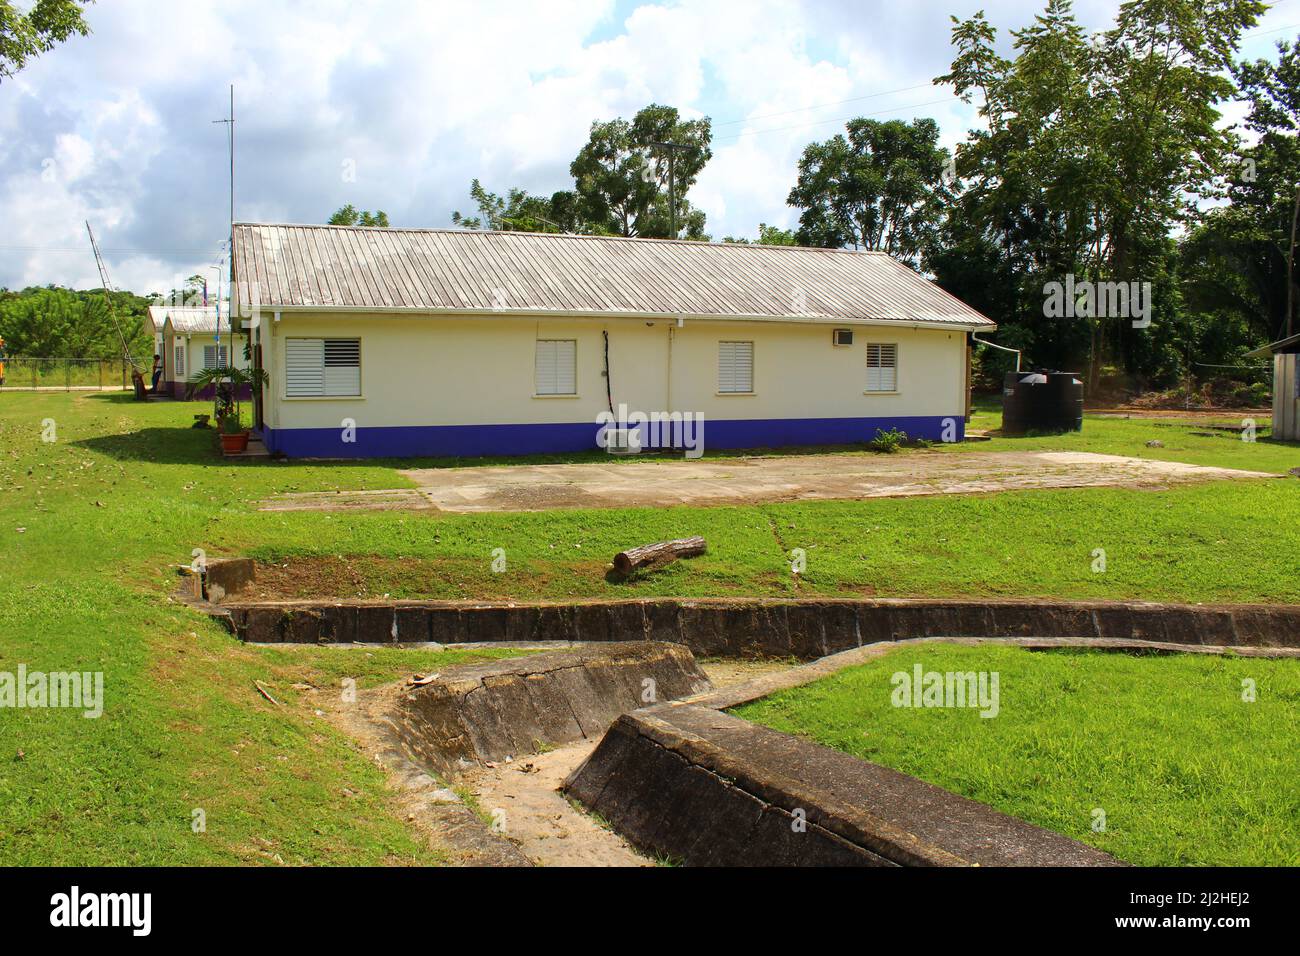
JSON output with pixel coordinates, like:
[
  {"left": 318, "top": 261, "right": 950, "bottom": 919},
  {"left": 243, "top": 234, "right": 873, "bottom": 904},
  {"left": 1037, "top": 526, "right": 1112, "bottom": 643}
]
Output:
[{"left": 223, "top": 437, "right": 270, "bottom": 458}]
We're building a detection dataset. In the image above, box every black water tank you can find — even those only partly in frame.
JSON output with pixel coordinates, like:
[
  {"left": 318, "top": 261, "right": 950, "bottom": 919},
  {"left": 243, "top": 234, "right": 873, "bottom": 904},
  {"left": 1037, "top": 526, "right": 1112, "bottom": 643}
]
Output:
[{"left": 1002, "top": 369, "right": 1083, "bottom": 435}]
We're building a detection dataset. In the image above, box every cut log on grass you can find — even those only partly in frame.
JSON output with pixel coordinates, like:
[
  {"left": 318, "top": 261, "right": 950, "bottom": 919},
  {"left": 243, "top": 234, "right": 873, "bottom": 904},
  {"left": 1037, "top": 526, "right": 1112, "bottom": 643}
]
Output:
[{"left": 613, "top": 536, "right": 707, "bottom": 575}]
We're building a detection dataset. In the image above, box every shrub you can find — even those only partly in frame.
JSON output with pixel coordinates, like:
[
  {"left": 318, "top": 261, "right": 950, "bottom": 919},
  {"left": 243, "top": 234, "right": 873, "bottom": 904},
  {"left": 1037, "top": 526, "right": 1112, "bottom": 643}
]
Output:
[{"left": 869, "top": 427, "right": 909, "bottom": 453}]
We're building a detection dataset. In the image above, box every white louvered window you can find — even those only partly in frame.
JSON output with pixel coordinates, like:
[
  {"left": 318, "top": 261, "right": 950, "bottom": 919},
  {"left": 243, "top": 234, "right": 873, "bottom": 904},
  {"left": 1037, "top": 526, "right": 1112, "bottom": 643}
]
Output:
[
  {"left": 866, "top": 343, "right": 898, "bottom": 392},
  {"left": 286, "top": 338, "right": 361, "bottom": 397},
  {"left": 202, "top": 344, "right": 229, "bottom": 369},
  {"left": 535, "top": 339, "right": 577, "bottom": 395},
  {"left": 174, "top": 344, "right": 185, "bottom": 378},
  {"left": 718, "top": 341, "right": 754, "bottom": 393}
]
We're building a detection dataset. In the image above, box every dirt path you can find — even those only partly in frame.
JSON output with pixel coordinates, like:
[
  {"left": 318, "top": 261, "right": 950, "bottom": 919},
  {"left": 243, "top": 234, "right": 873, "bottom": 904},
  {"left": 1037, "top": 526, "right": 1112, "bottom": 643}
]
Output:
[
  {"left": 460, "top": 657, "right": 794, "bottom": 867},
  {"left": 260, "top": 450, "right": 1275, "bottom": 514}
]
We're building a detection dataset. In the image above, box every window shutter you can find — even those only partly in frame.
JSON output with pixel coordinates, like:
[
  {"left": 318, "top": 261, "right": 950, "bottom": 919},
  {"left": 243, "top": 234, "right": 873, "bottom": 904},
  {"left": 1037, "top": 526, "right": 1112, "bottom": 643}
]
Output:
[
  {"left": 535, "top": 340, "right": 576, "bottom": 395},
  {"left": 866, "top": 343, "right": 898, "bottom": 392},
  {"left": 718, "top": 341, "right": 754, "bottom": 393},
  {"left": 286, "top": 338, "right": 360, "bottom": 397},
  {"left": 286, "top": 338, "right": 325, "bottom": 397},
  {"left": 323, "top": 338, "right": 361, "bottom": 395},
  {"left": 174, "top": 345, "right": 185, "bottom": 377}
]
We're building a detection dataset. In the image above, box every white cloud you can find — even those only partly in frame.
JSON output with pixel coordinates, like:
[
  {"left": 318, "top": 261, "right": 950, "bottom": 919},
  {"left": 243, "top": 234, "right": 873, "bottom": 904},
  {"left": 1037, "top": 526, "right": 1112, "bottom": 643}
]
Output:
[{"left": 0, "top": 0, "right": 1289, "bottom": 290}]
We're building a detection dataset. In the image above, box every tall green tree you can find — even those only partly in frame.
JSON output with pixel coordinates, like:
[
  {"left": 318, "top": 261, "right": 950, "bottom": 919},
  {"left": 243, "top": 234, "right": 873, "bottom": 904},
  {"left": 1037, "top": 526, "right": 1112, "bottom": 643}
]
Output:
[
  {"left": 1233, "top": 35, "right": 1300, "bottom": 338},
  {"left": 328, "top": 204, "right": 389, "bottom": 227},
  {"left": 721, "top": 223, "right": 799, "bottom": 246},
  {"left": 787, "top": 118, "right": 951, "bottom": 266},
  {"left": 454, "top": 104, "right": 713, "bottom": 239},
  {"left": 451, "top": 179, "right": 585, "bottom": 233},
  {"left": 932, "top": 0, "right": 1264, "bottom": 389},
  {"left": 569, "top": 104, "right": 712, "bottom": 239},
  {"left": 0, "top": 0, "right": 89, "bottom": 81}
]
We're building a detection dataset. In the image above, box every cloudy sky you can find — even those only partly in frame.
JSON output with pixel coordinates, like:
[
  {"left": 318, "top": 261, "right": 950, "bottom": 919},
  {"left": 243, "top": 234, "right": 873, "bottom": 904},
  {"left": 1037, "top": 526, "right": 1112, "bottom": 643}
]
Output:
[{"left": 1, "top": 0, "right": 1297, "bottom": 295}]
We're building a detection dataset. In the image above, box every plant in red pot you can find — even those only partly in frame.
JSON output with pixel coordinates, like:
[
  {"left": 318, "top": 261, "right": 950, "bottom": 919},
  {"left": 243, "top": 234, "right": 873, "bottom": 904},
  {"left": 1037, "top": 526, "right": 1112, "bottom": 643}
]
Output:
[
  {"left": 218, "top": 413, "right": 249, "bottom": 454},
  {"left": 187, "top": 365, "right": 267, "bottom": 455}
]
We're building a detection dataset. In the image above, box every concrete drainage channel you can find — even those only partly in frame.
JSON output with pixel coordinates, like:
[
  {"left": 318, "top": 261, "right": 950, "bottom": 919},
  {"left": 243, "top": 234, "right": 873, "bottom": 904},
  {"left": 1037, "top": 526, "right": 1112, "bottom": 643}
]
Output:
[{"left": 182, "top": 559, "right": 1300, "bottom": 867}]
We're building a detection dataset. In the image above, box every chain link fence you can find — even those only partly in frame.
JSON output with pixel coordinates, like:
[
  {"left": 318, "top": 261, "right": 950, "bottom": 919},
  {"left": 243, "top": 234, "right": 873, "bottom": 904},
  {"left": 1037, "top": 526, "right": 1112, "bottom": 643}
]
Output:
[{"left": 0, "top": 357, "right": 149, "bottom": 391}]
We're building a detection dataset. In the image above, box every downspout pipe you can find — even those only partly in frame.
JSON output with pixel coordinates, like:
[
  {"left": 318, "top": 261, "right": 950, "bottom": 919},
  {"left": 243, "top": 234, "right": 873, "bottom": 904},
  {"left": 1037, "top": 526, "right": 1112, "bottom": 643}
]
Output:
[{"left": 972, "top": 333, "right": 1022, "bottom": 372}]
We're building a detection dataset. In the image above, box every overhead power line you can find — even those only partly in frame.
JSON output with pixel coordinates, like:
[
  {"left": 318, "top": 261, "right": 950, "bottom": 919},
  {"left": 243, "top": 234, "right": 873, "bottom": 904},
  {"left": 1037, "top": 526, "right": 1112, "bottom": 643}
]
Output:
[
  {"left": 711, "top": 97, "right": 956, "bottom": 144},
  {"left": 711, "top": 81, "right": 941, "bottom": 129}
]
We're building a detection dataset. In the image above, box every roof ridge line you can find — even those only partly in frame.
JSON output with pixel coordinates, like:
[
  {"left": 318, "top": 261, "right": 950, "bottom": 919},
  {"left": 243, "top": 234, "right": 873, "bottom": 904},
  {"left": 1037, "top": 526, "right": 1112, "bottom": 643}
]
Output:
[{"left": 232, "top": 221, "right": 890, "bottom": 256}]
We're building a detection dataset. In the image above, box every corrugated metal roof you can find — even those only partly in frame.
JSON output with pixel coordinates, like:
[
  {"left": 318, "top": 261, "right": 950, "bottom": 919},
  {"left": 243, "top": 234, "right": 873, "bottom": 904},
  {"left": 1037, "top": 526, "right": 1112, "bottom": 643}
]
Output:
[
  {"left": 1245, "top": 333, "right": 1300, "bottom": 358},
  {"left": 232, "top": 223, "right": 994, "bottom": 329},
  {"left": 150, "top": 305, "right": 229, "bottom": 334}
]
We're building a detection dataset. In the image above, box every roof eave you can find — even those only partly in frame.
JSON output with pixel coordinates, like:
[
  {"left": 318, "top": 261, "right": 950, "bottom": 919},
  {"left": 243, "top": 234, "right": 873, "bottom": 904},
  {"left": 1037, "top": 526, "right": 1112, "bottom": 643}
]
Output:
[
  {"left": 238, "top": 303, "right": 993, "bottom": 332},
  {"left": 1245, "top": 332, "right": 1300, "bottom": 358}
]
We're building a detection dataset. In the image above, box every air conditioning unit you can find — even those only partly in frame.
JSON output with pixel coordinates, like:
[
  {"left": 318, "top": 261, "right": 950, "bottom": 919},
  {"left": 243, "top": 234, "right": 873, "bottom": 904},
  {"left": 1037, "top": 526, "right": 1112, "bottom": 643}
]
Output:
[
  {"left": 833, "top": 328, "right": 853, "bottom": 346},
  {"left": 605, "top": 428, "right": 642, "bottom": 456}
]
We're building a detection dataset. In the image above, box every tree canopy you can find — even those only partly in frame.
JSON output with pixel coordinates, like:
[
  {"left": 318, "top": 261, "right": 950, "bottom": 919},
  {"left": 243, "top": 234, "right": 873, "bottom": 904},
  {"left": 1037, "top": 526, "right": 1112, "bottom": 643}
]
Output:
[
  {"left": 0, "top": 286, "right": 152, "bottom": 360},
  {"left": 455, "top": 103, "right": 712, "bottom": 239},
  {"left": 787, "top": 117, "right": 951, "bottom": 267},
  {"left": 927, "top": 0, "right": 1267, "bottom": 389},
  {"left": 328, "top": 204, "right": 389, "bottom": 227},
  {"left": 0, "top": 0, "right": 89, "bottom": 81}
]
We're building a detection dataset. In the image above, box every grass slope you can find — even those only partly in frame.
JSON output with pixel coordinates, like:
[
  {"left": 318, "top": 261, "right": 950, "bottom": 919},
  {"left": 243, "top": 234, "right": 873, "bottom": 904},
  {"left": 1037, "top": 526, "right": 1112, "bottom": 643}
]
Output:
[
  {"left": 733, "top": 644, "right": 1300, "bottom": 866},
  {"left": 0, "top": 391, "right": 1296, "bottom": 864}
]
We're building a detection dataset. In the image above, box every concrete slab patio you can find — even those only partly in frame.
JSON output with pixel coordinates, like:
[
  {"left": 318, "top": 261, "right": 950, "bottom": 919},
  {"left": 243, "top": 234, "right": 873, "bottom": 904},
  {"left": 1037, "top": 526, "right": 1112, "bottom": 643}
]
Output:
[{"left": 259, "top": 450, "right": 1274, "bottom": 514}]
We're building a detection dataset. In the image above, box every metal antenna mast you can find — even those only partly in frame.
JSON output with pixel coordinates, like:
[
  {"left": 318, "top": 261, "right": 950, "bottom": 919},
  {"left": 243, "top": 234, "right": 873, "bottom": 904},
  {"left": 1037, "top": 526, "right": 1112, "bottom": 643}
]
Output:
[
  {"left": 213, "top": 85, "right": 234, "bottom": 241},
  {"left": 86, "top": 221, "right": 147, "bottom": 399},
  {"left": 212, "top": 86, "right": 236, "bottom": 413}
]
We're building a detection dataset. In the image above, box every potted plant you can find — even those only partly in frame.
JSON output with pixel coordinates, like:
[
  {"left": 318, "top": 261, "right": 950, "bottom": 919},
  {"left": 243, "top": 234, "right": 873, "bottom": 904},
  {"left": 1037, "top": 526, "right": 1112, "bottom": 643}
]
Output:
[
  {"left": 218, "top": 413, "right": 249, "bottom": 453},
  {"left": 186, "top": 365, "right": 269, "bottom": 455}
]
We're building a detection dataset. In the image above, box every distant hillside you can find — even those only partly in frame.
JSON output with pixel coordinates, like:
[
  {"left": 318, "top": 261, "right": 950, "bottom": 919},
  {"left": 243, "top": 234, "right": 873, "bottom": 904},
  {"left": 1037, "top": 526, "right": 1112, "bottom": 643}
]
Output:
[{"left": 0, "top": 286, "right": 154, "bottom": 359}]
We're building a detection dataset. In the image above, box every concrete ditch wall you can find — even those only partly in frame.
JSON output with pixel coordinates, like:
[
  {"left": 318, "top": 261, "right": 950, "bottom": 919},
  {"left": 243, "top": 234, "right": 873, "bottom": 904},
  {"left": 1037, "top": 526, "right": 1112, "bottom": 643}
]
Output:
[
  {"left": 563, "top": 704, "right": 1124, "bottom": 867},
  {"left": 215, "top": 596, "right": 1300, "bottom": 653},
  {"left": 390, "top": 641, "right": 712, "bottom": 779}
]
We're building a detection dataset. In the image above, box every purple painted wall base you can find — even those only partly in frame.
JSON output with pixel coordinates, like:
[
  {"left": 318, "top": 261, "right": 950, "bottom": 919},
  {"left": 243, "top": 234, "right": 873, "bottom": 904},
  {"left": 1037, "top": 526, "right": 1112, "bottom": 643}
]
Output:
[{"left": 262, "top": 415, "right": 965, "bottom": 459}]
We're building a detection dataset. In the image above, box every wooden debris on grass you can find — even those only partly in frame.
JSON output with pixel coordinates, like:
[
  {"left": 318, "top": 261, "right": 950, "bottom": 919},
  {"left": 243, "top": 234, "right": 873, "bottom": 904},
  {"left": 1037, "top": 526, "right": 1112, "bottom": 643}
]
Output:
[{"left": 611, "top": 536, "right": 707, "bottom": 577}]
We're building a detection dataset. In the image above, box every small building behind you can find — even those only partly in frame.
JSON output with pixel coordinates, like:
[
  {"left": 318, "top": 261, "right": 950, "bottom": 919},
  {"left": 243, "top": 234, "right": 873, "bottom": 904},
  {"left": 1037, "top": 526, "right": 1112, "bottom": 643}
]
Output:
[
  {"left": 153, "top": 305, "right": 249, "bottom": 399},
  {"left": 1247, "top": 333, "right": 1300, "bottom": 441},
  {"left": 143, "top": 307, "right": 165, "bottom": 360}
]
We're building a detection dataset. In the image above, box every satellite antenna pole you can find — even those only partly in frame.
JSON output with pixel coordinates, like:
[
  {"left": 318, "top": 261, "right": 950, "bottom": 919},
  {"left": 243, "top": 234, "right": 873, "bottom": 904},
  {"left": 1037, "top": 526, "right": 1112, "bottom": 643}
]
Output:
[
  {"left": 213, "top": 85, "right": 236, "bottom": 417},
  {"left": 86, "top": 221, "right": 146, "bottom": 399}
]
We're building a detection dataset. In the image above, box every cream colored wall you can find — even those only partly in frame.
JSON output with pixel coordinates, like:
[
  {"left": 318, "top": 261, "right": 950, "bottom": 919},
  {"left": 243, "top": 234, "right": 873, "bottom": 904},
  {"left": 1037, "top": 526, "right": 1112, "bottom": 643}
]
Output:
[{"left": 264, "top": 313, "right": 967, "bottom": 430}]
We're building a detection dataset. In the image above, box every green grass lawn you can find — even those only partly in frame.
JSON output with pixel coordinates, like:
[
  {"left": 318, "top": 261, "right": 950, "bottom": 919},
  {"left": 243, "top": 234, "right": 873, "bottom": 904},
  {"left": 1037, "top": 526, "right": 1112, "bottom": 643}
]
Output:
[
  {"left": 0, "top": 391, "right": 1296, "bottom": 864},
  {"left": 732, "top": 643, "right": 1300, "bottom": 866}
]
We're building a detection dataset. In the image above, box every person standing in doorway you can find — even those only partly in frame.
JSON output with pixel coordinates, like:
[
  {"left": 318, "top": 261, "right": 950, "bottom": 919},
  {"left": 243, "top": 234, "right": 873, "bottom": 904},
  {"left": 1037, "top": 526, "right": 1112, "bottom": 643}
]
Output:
[{"left": 151, "top": 352, "right": 163, "bottom": 393}]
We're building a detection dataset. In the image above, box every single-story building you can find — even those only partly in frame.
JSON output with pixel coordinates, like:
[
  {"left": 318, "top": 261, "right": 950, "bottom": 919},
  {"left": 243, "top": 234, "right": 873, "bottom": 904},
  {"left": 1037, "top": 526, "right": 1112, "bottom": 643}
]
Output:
[
  {"left": 153, "top": 305, "right": 249, "bottom": 399},
  {"left": 1246, "top": 333, "right": 1300, "bottom": 441},
  {"left": 143, "top": 307, "right": 165, "bottom": 360},
  {"left": 230, "top": 223, "right": 995, "bottom": 458}
]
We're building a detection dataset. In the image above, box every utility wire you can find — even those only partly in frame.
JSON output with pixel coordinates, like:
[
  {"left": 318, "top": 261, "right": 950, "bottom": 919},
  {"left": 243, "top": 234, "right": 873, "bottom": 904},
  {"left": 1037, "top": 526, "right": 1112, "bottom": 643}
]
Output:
[{"left": 712, "top": 97, "right": 955, "bottom": 144}]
